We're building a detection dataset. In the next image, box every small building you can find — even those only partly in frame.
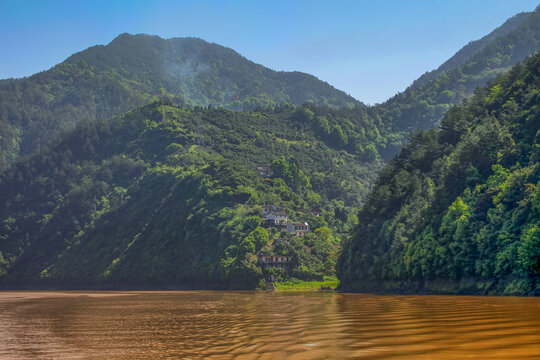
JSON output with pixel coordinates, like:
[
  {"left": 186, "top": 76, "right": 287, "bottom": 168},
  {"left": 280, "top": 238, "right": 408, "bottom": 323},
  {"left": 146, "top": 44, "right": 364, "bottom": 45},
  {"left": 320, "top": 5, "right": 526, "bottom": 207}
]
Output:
[
  {"left": 256, "top": 166, "right": 274, "bottom": 178},
  {"left": 265, "top": 211, "right": 288, "bottom": 225},
  {"left": 262, "top": 205, "right": 286, "bottom": 215},
  {"left": 258, "top": 252, "right": 293, "bottom": 269},
  {"left": 310, "top": 207, "right": 323, "bottom": 217},
  {"left": 286, "top": 222, "right": 310, "bottom": 237}
]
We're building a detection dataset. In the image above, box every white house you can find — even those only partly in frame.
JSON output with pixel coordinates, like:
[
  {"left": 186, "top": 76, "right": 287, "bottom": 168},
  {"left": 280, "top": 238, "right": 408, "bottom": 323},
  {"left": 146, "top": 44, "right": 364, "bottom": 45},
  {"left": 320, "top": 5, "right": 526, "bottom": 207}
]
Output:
[
  {"left": 265, "top": 211, "right": 288, "bottom": 225},
  {"left": 286, "top": 222, "right": 310, "bottom": 237}
]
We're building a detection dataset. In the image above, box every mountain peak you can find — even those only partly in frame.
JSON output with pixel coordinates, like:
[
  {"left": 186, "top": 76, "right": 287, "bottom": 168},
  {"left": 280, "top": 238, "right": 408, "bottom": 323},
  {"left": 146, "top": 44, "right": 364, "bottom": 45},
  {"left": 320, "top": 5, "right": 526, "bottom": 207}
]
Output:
[{"left": 0, "top": 32, "right": 358, "bottom": 168}]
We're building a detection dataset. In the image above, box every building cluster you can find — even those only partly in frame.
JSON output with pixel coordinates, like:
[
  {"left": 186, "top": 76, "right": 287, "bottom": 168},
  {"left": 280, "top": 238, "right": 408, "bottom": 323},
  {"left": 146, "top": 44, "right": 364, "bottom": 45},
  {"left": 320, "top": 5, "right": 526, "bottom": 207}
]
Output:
[
  {"left": 256, "top": 204, "right": 317, "bottom": 280},
  {"left": 262, "top": 205, "right": 310, "bottom": 237}
]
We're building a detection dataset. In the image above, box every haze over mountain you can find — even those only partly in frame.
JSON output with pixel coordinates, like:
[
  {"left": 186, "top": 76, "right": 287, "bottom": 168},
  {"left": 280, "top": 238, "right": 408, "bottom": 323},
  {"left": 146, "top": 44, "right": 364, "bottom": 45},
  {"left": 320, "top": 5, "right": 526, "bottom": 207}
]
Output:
[
  {"left": 2, "top": 6, "right": 540, "bottom": 172},
  {"left": 0, "top": 33, "right": 358, "bottom": 170}
]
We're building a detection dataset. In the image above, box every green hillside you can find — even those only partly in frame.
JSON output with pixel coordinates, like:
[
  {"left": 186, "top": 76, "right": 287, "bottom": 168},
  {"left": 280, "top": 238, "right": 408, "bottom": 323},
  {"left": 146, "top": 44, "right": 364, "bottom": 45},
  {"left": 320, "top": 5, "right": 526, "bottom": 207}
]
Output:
[
  {"left": 0, "top": 102, "right": 381, "bottom": 289},
  {"left": 0, "top": 33, "right": 358, "bottom": 170},
  {"left": 2, "top": 7, "right": 540, "bottom": 171},
  {"left": 1, "top": 8, "right": 540, "bottom": 291},
  {"left": 338, "top": 54, "right": 540, "bottom": 296},
  {"left": 375, "top": 6, "right": 540, "bottom": 135},
  {"left": 411, "top": 11, "right": 530, "bottom": 88}
]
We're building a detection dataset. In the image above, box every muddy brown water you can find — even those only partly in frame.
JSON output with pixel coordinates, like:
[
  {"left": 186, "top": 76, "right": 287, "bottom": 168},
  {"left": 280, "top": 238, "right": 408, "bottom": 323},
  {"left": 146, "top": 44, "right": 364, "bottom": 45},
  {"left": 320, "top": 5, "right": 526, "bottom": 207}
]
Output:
[{"left": 0, "top": 291, "right": 539, "bottom": 359}]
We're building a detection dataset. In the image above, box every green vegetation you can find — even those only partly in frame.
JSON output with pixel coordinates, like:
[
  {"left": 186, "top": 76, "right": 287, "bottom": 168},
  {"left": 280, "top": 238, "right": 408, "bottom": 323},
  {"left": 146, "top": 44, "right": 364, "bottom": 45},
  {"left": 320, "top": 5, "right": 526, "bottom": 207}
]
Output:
[
  {"left": 274, "top": 276, "right": 339, "bottom": 291},
  {"left": 2, "top": 7, "right": 540, "bottom": 292},
  {"left": 0, "top": 33, "right": 358, "bottom": 170},
  {"left": 376, "top": 6, "right": 540, "bottom": 135},
  {"left": 0, "top": 101, "right": 379, "bottom": 289},
  {"left": 3, "top": 6, "right": 540, "bottom": 171},
  {"left": 338, "top": 53, "right": 540, "bottom": 296},
  {"left": 262, "top": 228, "right": 339, "bottom": 282}
]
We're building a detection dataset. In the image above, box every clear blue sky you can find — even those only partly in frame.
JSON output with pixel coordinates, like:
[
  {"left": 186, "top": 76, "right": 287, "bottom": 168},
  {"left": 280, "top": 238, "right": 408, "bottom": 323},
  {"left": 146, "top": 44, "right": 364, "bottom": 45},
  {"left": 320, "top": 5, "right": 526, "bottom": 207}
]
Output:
[{"left": 1, "top": 0, "right": 538, "bottom": 104}]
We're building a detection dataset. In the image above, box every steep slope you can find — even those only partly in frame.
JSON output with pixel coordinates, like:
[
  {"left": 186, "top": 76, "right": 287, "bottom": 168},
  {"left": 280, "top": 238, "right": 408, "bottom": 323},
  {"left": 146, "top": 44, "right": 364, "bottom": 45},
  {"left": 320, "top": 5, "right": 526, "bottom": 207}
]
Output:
[
  {"left": 376, "top": 6, "right": 540, "bottom": 135},
  {"left": 0, "top": 33, "right": 358, "bottom": 170},
  {"left": 411, "top": 11, "right": 530, "bottom": 88},
  {"left": 338, "top": 54, "right": 540, "bottom": 295},
  {"left": 0, "top": 102, "right": 380, "bottom": 289}
]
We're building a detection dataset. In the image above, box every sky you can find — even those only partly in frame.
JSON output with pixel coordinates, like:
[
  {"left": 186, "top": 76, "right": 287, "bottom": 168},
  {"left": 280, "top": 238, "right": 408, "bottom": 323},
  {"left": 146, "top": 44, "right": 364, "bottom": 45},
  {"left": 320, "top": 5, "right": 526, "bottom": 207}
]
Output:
[{"left": 0, "top": 0, "right": 538, "bottom": 104}]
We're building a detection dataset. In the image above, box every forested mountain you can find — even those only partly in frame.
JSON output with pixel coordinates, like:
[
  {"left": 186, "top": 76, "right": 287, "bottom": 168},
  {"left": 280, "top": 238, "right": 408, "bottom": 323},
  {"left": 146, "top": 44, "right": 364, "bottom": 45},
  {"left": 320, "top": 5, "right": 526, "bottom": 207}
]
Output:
[
  {"left": 338, "top": 54, "right": 540, "bottom": 296},
  {"left": 0, "top": 101, "right": 382, "bottom": 289},
  {"left": 1, "top": 7, "right": 540, "bottom": 291},
  {"left": 411, "top": 11, "right": 530, "bottom": 88},
  {"left": 0, "top": 33, "right": 358, "bottom": 170},
  {"left": 375, "top": 6, "right": 540, "bottom": 135},
  {"left": 2, "top": 6, "right": 540, "bottom": 171}
]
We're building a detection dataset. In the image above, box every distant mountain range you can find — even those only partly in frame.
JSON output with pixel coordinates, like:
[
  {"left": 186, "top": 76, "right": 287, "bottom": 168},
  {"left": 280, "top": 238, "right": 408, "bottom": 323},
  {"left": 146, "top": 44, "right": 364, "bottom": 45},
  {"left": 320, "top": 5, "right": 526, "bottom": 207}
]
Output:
[{"left": 1, "top": 6, "right": 540, "bottom": 170}]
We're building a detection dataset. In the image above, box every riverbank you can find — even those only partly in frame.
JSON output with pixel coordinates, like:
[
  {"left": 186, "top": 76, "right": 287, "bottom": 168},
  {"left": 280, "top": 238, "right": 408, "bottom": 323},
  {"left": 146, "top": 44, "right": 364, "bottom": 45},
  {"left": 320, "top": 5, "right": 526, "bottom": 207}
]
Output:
[
  {"left": 337, "top": 277, "right": 540, "bottom": 296},
  {"left": 274, "top": 277, "right": 339, "bottom": 291}
]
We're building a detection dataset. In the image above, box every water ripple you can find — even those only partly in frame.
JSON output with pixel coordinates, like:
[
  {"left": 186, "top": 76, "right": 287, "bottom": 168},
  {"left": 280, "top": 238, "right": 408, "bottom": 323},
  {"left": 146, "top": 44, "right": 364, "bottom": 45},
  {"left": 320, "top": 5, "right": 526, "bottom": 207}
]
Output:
[{"left": 0, "top": 291, "right": 539, "bottom": 359}]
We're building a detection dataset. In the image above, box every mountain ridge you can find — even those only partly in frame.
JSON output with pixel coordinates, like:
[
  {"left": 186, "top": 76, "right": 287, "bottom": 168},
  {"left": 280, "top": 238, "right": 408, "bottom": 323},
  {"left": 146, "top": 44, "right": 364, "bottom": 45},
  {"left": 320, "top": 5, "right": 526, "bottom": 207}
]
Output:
[
  {"left": 409, "top": 10, "right": 532, "bottom": 90},
  {"left": 2, "top": 5, "right": 540, "bottom": 169},
  {"left": 0, "top": 33, "right": 359, "bottom": 170},
  {"left": 376, "top": 5, "right": 540, "bottom": 134}
]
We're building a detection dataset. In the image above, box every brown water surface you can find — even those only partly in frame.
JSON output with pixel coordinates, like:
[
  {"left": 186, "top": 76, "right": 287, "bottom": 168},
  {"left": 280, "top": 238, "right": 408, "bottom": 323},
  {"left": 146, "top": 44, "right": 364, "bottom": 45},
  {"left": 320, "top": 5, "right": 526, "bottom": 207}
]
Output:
[{"left": 0, "top": 291, "right": 539, "bottom": 359}]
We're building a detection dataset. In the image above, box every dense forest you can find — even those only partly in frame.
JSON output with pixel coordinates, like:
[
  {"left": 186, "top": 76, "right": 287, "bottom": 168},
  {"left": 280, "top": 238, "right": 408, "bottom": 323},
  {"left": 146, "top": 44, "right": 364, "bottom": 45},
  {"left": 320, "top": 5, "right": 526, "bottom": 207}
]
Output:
[
  {"left": 0, "top": 33, "right": 358, "bottom": 170},
  {"left": 0, "top": 102, "right": 383, "bottom": 288},
  {"left": 338, "top": 53, "right": 540, "bottom": 296},
  {"left": 0, "top": 7, "right": 539, "bottom": 291}
]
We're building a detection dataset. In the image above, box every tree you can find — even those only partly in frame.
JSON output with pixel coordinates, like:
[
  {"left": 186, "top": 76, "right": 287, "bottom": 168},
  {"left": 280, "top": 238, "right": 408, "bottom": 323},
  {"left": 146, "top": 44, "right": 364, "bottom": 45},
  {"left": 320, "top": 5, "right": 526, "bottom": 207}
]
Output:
[{"left": 518, "top": 225, "right": 540, "bottom": 275}]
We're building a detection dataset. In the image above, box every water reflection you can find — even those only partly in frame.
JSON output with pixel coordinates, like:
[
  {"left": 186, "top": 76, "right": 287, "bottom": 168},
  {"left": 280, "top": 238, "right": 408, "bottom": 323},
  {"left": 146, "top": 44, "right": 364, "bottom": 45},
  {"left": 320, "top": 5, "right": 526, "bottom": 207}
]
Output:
[{"left": 0, "top": 291, "right": 538, "bottom": 359}]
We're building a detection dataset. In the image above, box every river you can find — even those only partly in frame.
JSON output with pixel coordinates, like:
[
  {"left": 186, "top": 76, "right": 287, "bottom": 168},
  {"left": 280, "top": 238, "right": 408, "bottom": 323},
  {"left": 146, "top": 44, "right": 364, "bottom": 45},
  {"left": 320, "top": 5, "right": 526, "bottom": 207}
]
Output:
[{"left": 0, "top": 291, "right": 538, "bottom": 359}]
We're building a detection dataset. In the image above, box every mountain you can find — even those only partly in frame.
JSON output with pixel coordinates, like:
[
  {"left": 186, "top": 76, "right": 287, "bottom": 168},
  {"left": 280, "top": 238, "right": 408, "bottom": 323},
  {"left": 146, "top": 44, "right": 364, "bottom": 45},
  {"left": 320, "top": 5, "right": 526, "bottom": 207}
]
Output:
[
  {"left": 2, "top": 8, "right": 540, "bottom": 290},
  {"left": 0, "top": 33, "right": 358, "bottom": 170},
  {"left": 411, "top": 11, "right": 531, "bottom": 88},
  {"left": 375, "top": 6, "right": 540, "bottom": 138},
  {"left": 2, "top": 6, "right": 540, "bottom": 170},
  {"left": 338, "top": 54, "right": 540, "bottom": 295},
  {"left": 0, "top": 101, "right": 382, "bottom": 289}
]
